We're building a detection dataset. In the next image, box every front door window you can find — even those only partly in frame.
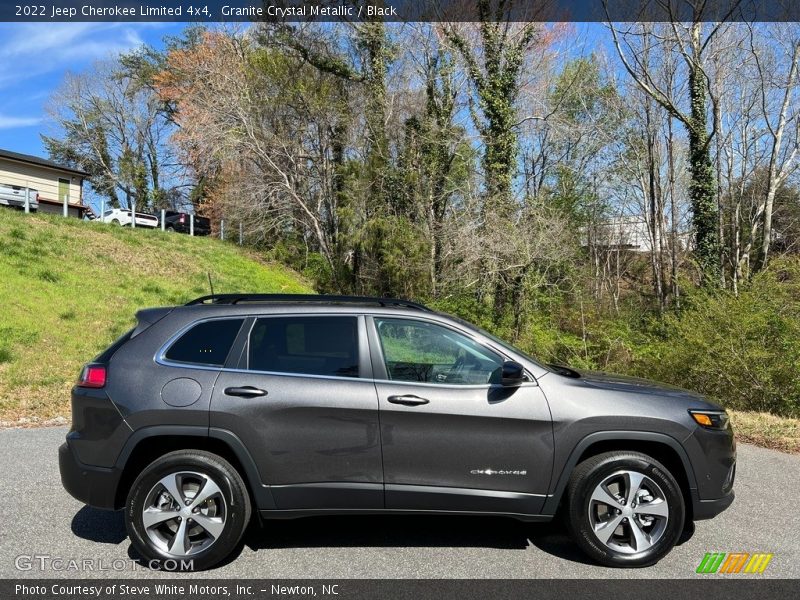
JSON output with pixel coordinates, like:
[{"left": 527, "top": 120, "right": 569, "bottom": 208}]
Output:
[{"left": 374, "top": 318, "right": 503, "bottom": 385}]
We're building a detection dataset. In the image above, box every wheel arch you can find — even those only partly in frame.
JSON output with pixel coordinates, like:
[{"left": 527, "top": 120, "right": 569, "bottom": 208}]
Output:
[
  {"left": 113, "top": 426, "right": 275, "bottom": 511},
  {"left": 543, "top": 431, "right": 698, "bottom": 520}
]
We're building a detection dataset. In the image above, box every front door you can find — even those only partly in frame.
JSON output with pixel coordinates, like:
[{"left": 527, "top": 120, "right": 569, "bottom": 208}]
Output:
[
  {"left": 210, "top": 314, "right": 383, "bottom": 509},
  {"left": 369, "top": 316, "right": 553, "bottom": 515},
  {"left": 58, "top": 178, "right": 70, "bottom": 205}
]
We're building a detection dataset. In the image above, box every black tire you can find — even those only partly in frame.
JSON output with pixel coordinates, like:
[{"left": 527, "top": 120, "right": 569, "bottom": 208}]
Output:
[
  {"left": 166, "top": 226, "right": 175, "bottom": 232},
  {"left": 125, "top": 450, "right": 251, "bottom": 571},
  {"left": 565, "top": 451, "right": 685, "bottom": 568},
  {"left": 111, "top": 219, "right": 121, "bottom": 226}
]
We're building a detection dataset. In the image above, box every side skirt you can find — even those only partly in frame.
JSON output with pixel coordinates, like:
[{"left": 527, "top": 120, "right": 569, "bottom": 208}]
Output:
[{"left": 259, "top": 508, "right": 553, "bottom": 522}]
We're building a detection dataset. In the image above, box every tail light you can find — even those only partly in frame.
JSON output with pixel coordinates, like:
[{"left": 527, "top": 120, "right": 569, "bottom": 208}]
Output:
[
  {"left": 77, "top": 364, "right": 106, "bottom": 388},
  {"left": 179, "top": 215, "right": 185, "bottom": 223}
]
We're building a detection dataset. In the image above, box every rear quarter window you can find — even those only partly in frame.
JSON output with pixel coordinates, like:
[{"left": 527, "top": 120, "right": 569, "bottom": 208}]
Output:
[{"left": 164, "top": 318, "right": 245, "bottom": 367}]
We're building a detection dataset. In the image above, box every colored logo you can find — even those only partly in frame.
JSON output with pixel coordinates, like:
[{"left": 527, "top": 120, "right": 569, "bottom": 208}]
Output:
[{"left": 696, "top": 552, "right": 773, "bottom": 574}]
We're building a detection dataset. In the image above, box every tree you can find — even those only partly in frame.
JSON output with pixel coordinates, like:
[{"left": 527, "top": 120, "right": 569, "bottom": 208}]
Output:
[
  {"left": 608, "top": 12, "right": 728, "bottom": 285},
  {"left": 444, "top": 3, "right": 549, "bottom": 316},
  {"left": 445, "top": 7, "right": 543, "bottom": 217},
  {"left": 747, "top": 24, "right": 800, "bottom": 269},
  {"left": 42, "top": 59, "right": 181, "bottom": 212}
]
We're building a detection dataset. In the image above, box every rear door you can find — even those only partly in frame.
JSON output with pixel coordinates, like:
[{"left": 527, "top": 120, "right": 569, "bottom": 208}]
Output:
[
  {"left": 210, "top": 314, "right": 383, "bottom": 509},
  {"left": 369, "top": 316, "right": 554, "bottom": 515}
]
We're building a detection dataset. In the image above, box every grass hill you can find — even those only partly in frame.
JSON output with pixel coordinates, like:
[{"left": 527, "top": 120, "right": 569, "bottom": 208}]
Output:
[{"left": 0, "top": 209, "right": 312, "bottom": 423}]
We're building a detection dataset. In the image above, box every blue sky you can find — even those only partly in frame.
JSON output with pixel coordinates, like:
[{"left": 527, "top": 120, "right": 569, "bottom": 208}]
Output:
[{"left": 0, "top": 22, "right": 184, "bottom": 157}]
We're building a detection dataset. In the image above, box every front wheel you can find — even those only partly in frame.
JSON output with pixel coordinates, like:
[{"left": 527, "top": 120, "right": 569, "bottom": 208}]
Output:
[
  {"left": 565, "top": 451, "right": 685, "bottom": 567},
  {"left": 125, "top": 450, "right": 251, "bottom": 571}
]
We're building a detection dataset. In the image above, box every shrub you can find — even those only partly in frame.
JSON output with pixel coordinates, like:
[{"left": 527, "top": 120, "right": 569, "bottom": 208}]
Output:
[{"left": 634, "top": 259, "right": 800, "bottom": 417}]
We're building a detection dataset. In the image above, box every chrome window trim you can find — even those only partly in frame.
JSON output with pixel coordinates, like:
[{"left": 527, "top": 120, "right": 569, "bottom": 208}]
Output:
[{"left": 154, "top": 313, "right": 539, "bottom": 387}]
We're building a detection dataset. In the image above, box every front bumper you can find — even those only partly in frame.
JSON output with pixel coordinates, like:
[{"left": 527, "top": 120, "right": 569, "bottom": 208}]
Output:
[
  {"left": 684, "top": 423, "right": 737, "bottom": 520},
  {"left": 692, "top": 488, "right": 735, "bottom": 520},
  {"left": 59, "top": 442, "right": 121, "bottom": 510}
]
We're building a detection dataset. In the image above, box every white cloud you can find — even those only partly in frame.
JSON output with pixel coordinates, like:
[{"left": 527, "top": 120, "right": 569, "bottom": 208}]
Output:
[
  {"left": 0, "top": 23, "right": 154, "bottom": 90},
  {"left": 0, "top": 114, "right": 42, "bottom": 129}
]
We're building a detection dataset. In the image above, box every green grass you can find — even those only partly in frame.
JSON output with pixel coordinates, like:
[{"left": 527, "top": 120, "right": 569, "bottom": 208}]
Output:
[{"left": 0, "top": 209, "right": 312, "bottom": 421}]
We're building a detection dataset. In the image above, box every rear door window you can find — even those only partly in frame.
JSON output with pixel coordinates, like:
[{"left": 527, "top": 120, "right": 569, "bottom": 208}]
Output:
[
  {"left": 248, "top": 316, "right": 359, "bottom": 378},
  {"left": 164, "top": 318, "right": 245, "bottom": 367}
]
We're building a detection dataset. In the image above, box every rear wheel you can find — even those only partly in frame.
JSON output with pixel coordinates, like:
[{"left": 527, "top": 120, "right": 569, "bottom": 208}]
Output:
[
  {"left": 565, "top": 451, "right": 685, "bottom": 567},
  {"left": 125, "top": 450, "right": 251, "bottom": 571}
]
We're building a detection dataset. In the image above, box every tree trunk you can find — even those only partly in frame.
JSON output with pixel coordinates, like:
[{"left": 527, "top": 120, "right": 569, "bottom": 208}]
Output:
[{"left": 686, "top": 27, "right": 721, "bottom": 284}]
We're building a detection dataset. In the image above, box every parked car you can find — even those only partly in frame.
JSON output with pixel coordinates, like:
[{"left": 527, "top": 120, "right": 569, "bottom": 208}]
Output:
[
  {"left": 163, "top": 210, "right": 211, "bottom": 235},
  {"left": 60, "top": 294, "right": 735, "bottom": 570},
  {"left": 0, "top": 183, "right": 38, "bottom": 211},
  {"left": 99, "top": 208, "right": 159, "bottom": 228}
]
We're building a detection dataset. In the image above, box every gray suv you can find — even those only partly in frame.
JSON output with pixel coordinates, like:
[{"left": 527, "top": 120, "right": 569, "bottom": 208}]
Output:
[{"left": 59, "top": 294, "right": 736, "bottom": 570}]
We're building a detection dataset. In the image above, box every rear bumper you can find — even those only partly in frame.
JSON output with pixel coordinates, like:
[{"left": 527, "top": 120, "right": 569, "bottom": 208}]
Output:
[
  {"left": 0, "top": 198, "right": 37, "bottom": 209},
  {"left": 59, "top": 442, "right": 121, "bottom": 510}
]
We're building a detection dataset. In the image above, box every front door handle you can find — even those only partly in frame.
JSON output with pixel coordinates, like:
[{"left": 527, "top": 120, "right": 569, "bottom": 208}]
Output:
[
  {"left": 387, "top": 394, "right": 430, "bottom": 406},
  {"left": 224, "top": 386, "right": 268, "bottom": 398}
]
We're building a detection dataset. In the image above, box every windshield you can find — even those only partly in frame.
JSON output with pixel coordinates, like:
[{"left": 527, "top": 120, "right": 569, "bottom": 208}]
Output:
[{"left": 446, "top": 314, "right": 548, "bottom": 371}]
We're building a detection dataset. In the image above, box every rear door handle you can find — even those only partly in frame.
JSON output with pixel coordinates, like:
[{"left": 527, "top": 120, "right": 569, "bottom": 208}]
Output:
[
  {"left": 387, "top": 394, "right": 430, "bottom": 406},
  {"left": 224, "top": 386, "right": 268, "bottom": 398}
]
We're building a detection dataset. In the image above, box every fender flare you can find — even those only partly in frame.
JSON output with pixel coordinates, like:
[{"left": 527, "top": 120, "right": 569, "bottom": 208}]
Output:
[
  {"left": 541, "top": 430, "right": 698, "bottom": 515},
  {"left": 114, "top": 425, "right": 276, "bottom": 509}
]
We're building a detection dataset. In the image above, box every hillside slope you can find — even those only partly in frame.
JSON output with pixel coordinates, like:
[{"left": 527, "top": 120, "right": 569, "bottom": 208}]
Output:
[{"left": 0, "top": 210, "right": 312, "bottom": 422}]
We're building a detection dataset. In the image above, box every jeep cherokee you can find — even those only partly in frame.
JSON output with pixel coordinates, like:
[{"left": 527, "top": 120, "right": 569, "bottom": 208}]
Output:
[{"left": 59, "top": 294, "right": 735, "bottom": 570}]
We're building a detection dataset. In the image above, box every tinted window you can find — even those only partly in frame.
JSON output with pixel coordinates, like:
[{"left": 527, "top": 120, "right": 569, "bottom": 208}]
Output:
[
  {"left": 248, "top": 317, "right": 359, "bottom": 378},
  {"left": 165, "top": 319, "right": 244, "bottom": 366},
  {"left": 375, "top": 318, "right": 503, "bottom": 385}
]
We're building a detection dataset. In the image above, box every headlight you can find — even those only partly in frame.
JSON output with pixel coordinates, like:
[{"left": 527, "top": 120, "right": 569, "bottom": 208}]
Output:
[{"left": 689, "top": 410, "right": 730, "bottom": 430}]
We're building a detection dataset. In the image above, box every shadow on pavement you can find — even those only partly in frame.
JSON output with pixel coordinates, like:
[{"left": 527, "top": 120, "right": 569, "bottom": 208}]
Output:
[
  {"left": 71, "top": 506, "right": 127, "bottom": 544},
  {"left": 69, "top": 507, "right": 696, "bottom": 570},
  {"left": 245, "top": 514, "right": 595, "bottom": 564}
]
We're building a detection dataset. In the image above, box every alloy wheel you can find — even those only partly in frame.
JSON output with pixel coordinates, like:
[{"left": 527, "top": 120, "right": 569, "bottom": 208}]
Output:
[
  {"left": 141, "top": 471, "right": 227, "bottom": 557},
  {"left": 587, "top": 469, "right": 670, "bottom": 554}
]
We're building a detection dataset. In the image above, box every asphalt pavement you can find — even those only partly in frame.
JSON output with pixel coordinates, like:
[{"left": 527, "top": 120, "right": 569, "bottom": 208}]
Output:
[{"left": 0, "top": 427, "right": 797, "bottom": 579}]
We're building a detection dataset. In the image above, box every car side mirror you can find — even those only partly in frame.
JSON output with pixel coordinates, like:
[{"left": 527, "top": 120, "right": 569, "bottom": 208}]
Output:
[{"left": 501, "top": 360, "right": 525, "bottom": 387}]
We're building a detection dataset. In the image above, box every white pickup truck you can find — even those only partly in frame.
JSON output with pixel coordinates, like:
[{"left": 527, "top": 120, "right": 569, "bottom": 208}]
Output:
[
  {"left": 98, "top": 208, "right": 159, "bottom": 228},
  {"left": 0, "top": 183, "right": 39, "bottom": 211}
]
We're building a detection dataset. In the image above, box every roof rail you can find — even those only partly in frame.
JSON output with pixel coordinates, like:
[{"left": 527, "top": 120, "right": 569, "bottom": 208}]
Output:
[{"left": 184, "top": 293, "right": 431, "bottom": 311}]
